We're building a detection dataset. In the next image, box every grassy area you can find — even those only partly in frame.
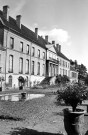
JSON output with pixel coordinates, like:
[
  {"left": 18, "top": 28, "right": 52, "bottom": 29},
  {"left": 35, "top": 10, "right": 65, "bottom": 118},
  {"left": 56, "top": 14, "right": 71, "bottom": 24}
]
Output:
[{"left": 0, "top": 93, "right": 87, "bottom": 135}]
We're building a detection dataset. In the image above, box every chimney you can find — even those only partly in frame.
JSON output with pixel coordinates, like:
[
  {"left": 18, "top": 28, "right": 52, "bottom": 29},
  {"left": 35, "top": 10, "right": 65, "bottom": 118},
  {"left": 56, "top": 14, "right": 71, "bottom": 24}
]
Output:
[
  {"left": 16, "top": 15, "right": 21, "bottom": 28},
  {"left": 52, "top": 41, "right": 55, "bottom": 45},
  {"left": 35, "top": 28, "right": 38, "bottom": 39},
  {"left": 3, "top": 5, "right": 9, "bottom": 21},
  {"left": 56, "top": 44, "right": 59, "bottom": 51},
  {"left": 45, "top": 35, "right": 48, "bottom": 43},
  {"left": 59, "top": 45, "right": 61, "bottom": 52}
]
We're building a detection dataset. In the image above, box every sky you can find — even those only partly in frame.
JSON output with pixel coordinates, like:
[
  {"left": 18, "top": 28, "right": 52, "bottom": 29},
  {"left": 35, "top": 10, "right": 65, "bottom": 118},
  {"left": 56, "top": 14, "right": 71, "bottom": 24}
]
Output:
[{"left": 0, "top": 0, "right": 88, "bottom": 71}]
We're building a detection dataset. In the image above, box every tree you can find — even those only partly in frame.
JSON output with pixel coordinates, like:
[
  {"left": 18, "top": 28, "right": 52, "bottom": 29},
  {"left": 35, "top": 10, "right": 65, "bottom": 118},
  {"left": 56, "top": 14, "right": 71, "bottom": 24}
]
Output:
[
  {"left": 70, "top": 59, "right": 87, "bottom": 82},
  {"left": 77, "top": 64, "right": 87, "bottom": 81}
]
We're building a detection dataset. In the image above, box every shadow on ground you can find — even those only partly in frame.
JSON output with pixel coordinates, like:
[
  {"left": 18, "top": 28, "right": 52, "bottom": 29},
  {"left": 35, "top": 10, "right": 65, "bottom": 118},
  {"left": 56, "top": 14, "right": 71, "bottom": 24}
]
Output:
[
  {"left": 85, "top": 131, "right": 88, "bottom": 135},
  {"left": 0, "top": 115, "right": 23, "bottom": 121},
  {"left": 10, "top": 128, "right": 64, "bottom": 135}
]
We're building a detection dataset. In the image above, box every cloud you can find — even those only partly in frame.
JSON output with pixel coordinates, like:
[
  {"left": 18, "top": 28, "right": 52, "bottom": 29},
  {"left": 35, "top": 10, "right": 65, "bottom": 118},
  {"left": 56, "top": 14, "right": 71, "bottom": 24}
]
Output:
[
  {"left": 39, "top": 28, "right": 70, "bottom": 44},
  {"left": 10, "top": 0, "right": 26, "bottom": 17}
]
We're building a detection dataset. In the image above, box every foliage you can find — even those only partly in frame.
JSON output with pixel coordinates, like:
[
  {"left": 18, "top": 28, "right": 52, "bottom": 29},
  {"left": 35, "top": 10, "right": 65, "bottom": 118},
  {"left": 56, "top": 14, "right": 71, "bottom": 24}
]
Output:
[
  {"left": 55, "top": 75, "right": 70, "bottom": 84},
  {"left": 57, "top": 83, "right": 87, "bottom": 112},
  {"left": 78, "top": 64, "right": 87, "bottom": 81},
  {"left": 18, "top": 76, "right": 25, "bottom": 84},
  {"left": 70, "top": 59, "right": 87, "bottom": 82},
  {"left": 85, "top": 74, "right": 88, "bottom": 85}
]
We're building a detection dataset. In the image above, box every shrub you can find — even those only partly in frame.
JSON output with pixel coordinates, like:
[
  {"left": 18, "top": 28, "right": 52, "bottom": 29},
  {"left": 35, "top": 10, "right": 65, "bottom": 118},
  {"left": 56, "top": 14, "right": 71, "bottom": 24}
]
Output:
[{"left": 57, "top": 83, "right": 87, "bottom": 112}]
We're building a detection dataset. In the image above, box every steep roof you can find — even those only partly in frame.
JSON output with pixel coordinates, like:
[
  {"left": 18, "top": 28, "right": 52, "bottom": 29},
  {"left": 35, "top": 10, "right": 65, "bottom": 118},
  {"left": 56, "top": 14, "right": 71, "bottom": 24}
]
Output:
[
  {"left": 0, "top": 10, "right": 47, "bottom": 49},
  {"left": 54, "top": 46, "right": 70, "bottom": 61},
  {"left": 0, "top": 9, "right": 70, "bottom": 61}
]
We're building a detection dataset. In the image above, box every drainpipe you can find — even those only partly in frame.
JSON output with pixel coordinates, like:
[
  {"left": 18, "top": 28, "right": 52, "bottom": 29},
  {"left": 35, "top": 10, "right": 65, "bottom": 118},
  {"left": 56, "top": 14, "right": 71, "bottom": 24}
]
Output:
[
  {"left": 29, "top": 42, "right": 32, "bottom": 88},
  {"left": 5, "top": 30, "right": 9, "bottom": 86}
]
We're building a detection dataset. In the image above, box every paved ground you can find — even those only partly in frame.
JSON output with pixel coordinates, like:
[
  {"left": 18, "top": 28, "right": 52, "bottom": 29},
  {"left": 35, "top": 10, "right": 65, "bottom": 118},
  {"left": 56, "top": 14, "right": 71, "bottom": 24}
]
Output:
[{"left": 0, "top": 87, "right": 87, "bottom": 135}]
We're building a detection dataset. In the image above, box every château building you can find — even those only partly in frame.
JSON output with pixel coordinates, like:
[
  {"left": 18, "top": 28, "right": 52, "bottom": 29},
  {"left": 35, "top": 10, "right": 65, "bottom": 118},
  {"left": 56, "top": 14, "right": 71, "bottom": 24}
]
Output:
[{"left": 0, "top": 5, "right": 78, "bottom": 90}]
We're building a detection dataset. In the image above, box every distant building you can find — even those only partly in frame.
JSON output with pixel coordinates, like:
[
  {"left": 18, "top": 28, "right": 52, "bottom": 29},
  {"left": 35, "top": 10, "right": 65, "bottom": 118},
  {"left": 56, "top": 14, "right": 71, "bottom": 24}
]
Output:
[{"left": 70, "top": 64, "right": 78, "bottom": 83}]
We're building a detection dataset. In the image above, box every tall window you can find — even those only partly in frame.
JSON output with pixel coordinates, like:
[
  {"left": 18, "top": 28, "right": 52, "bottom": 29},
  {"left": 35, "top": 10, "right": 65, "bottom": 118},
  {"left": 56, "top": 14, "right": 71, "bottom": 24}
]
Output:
[
  {"left": 20, "top": 42, "right": 23, "bottom": 52},
  {"left": 26, "top": 76, "right": 28, "bottom": 87},
  {"left": 19, "top": 58, "right": 23, "bottom": 73},
  {"left": 32, "top": 47, "right": 35, "bottom": 56},
  {"left": 8, "top": 75, "right": 12, "bottom": 87},
  {"left": 9, "top": 55, "right": 13, "bottom": 72},
  {"left": 10, "top": 37, "right": 14, "bottom": 49},
  {"left": 37, "top": 62, "right": 40, "bottom": 75},
  {"left": 42, "top": 64, "right": 45, "bottom": 76},
  {"left": 43, "top": 52, "right": 45, "bottom": 59},
  {"left": 38, "top": 49, "right": 40, "bottom": 58},
  {"left": 31, "top": 61, "right": 34, "bottom": 75},
  {"left": 25, "top": 59, "right": 29, "bottom": 74},
  {"left": 26, "top": 44, "right": 29, "bottom": 54}
]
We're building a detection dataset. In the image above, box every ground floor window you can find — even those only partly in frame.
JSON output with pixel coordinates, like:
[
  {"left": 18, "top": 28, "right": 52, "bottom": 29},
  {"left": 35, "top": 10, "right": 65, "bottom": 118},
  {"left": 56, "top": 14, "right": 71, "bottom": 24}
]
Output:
[
  {"left": 26, "top": 76, "right": 28, "bottom": 87},
  {"left": 8, "top": 75, "right": 12, "bottom": 87}
]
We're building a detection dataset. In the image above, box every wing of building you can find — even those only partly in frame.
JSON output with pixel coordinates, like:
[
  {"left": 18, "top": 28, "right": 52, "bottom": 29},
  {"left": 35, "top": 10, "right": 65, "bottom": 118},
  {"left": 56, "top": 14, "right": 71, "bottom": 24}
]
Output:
[{"left": 0, "top": 5, "right": 78, "bottom": 90}]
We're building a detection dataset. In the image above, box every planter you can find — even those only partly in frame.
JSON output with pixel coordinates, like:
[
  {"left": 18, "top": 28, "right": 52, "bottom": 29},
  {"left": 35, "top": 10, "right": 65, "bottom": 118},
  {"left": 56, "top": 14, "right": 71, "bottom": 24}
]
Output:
[{"left": 63, "top": 108, "right": 86, "bottom": 135}]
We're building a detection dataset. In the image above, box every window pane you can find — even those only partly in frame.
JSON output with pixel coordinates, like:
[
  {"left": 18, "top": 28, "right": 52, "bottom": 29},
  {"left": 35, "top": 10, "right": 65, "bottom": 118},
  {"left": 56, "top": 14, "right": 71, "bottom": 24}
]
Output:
[
  {"left": 43, "top": 52, "right": 45, "bottom": 59},
  {"left": 10, "top": 37, "right": 14, "bottom": 49},
  {"left": 9, "top": 55, "right": 13, "bottom": 72},
  {"left": 37, "top": 62, "right": 40, "bottom": 75},
  {"left": 43, "top": 64, "right": 45, "bottom": 75},
  {"left": 38, "top": 49, "right": 40, "bottom": 57},
  {"left": 26, "top": 59, "right": 29, "bottom": 73},
  {"left": 32, "top": 47, "right": 35, "bottom": 56},
  {"left": 20, "top": 42, "right": 23, "bottom": 52},
  {"left": 19, "top": 58, "right": 23, "bottom": 73},
  {"left": 31, "top": 61, "right": 34, "bottom": 75},
  {"left": 27, "top": 45, "right": 29, "bottom": 54}
]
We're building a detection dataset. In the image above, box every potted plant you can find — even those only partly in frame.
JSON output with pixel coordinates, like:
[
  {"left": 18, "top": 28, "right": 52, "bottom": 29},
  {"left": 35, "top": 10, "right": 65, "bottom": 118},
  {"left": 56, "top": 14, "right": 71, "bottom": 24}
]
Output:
[{"left": 56, "top": 83, "right": 87, "bottom": 135}]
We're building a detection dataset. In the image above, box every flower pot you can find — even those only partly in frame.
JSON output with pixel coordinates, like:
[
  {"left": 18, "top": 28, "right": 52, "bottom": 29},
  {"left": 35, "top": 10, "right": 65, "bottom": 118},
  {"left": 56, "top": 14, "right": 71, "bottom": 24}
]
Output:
[{"left": 63, "top": 108, "right": 86, "bottom": 135}]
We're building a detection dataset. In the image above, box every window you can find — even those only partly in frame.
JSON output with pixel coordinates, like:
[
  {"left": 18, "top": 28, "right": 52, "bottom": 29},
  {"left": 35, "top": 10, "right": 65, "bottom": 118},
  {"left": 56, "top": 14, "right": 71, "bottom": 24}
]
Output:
[
  {"left": 43, "top": 52, "right": 45, "bottom": 59},
  {"left": 66, "top": 62, "right": 67, "bottom": 67},
  {"left": 42, "top": 64, "right": 45, "bottom": 76},
  {"left": 19, "top": 58, "right": 23, "bottom": 73},
  {"left": 38, "top": 49, "right": 40, "bottom": 58},
  {"left": 31, "top": 61, "right": 34, "bottom": 75},
  {"left": 60, "top": 68, "right": 62, "bottom": 75},
  {"left": 25, "top": 59, "right": 29, "bottom": 74},
  {"left": 9, "top": 55, "right": 13, "bottom": 73},
  {"left": 20, "top": 42, "right": 23, "bottom": 52},
  {"left": 0, "top": 54, "right": 1, "bottom": 65},
  {"left": 26, "top": 44, "right": 29, "bottom": 54},
  {"left": 32, "top": 47, "right": 35, "bottom": 56},
  {"left": 68, "top": 63, "right": 69, "bottom": 68},
  {"left": 66, "top": 70, "right": 67, "bottom": 75},
  {"left": 10, "top": 37, "right": 14, "bottom": 49},
  {"left": 72, "top": 72, "right": 77, "bottom": 78},
  {"left": 37, "top": 62, "right": 40, "bottom": 75},
  {"left": 26, "top": 76, "right": 28, "bottom": 87},
  {"left": 8, "top": 75, "right": 12, "bottom": 87},
  {"left": 60, "top": 59, "right": 61, "bottom": 66}
]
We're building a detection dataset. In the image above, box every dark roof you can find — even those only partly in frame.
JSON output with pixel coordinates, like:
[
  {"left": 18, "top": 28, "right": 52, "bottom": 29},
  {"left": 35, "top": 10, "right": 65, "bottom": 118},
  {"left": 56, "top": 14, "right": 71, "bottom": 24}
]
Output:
[
  {"left": 0, "top": 10, "right": 70, "bottom": 61},
  {"left": 0, "top": 10, "right": 47, "bottom": 49},
  {"left": 54, "top": 46, "right": 70, "bottom": 61}
]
